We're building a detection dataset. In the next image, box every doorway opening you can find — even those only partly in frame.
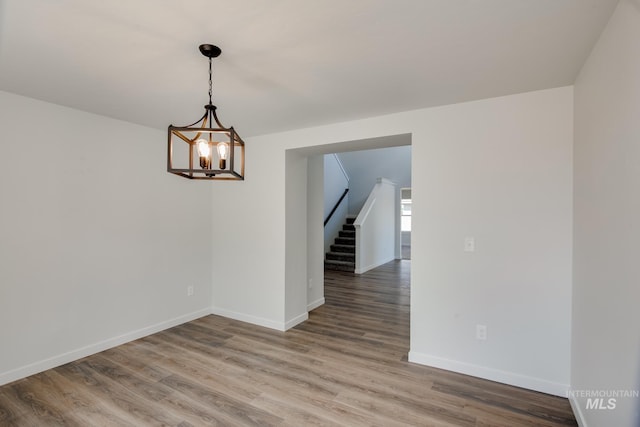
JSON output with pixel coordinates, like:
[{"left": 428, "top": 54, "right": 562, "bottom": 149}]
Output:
[{"left": 285, "top": 133, "right": 412, "bottom": 348}]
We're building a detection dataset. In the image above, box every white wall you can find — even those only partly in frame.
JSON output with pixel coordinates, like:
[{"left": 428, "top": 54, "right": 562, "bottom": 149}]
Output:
[
  {"left": 572, "top": 1, "right": 640, "bottom": 425},
  {"left": 209, "top": 137, "right": 285, "bottom": 329},
  {"left": 354, "top": 178, "right": 397, "bottom": 274},
  {"left": 209, "top": 86, "right": 573, "bottom": 396},
  {"left": 409, "top": 87, "right": 573, "bottom": 397},
  {"left": 284, "top": 150, "right": 309, "bottom": 328},
  {"left": 307, "top": 155, "right": 325, "bottom": 311},
  {"left": 0, "top": 90, "right": 213, "bottom": 385}
]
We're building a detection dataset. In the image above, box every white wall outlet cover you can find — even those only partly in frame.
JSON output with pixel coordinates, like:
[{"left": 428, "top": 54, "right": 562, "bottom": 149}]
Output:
[
  {"left": 476, "top": 324, "right": 487, "bottom": 340},
  {"left": 464, "top": 237, "right": 475, "bottom": 252}
]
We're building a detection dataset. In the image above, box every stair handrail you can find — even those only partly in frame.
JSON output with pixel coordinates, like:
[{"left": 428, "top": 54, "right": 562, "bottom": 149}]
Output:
[{"left": 324, "top": 188, "right": 349, "bottom": 227}]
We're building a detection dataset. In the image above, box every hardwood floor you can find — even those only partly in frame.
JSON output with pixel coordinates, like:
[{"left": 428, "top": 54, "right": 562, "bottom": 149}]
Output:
[{"left": 0, "top": 260, "right": 576, "bottom": 426}]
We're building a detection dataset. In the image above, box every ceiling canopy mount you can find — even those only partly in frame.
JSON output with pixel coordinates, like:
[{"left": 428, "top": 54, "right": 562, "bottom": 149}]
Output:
[{"left": 198, "top": 44, "right": 221, "bottom": 58}]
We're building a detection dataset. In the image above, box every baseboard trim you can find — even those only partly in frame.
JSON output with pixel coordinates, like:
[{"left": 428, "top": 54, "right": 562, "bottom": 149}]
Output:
[
  {"left": 211, "top": 306, "right": 286, "bottom": 331},
  {"left": 569, "top": 393, "right": 588, "bottom": 427},
  {"left": 355, "top": 256, "right": 395, "bottom": 274},
  {"left": 408, "top": 350, "right": 569, "bottom": 397},
  {"left": 284, "top": 312, "right": 308, "bottom": 330},
  {"left": 307, "top": 297, "right": 325, "bottom": 311},
  {"left": 0, "top": 307, "right": 211, "bottom": 387}
]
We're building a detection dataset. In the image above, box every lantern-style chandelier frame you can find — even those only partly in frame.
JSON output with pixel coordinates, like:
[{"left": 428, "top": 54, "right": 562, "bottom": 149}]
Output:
[{"left": 167, "top": 44, "right": 245, "bottom": 180}]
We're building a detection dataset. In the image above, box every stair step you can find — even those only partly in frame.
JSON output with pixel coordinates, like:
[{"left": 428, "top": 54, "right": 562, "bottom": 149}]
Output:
[
  {"left": 339, "top": 230, "right": 355, "bottom": 238},
  {"left": 326, "top": 216, "right": 357, "bottom": 272},
  {"left": 326, "top": 252, "right": 355, "bottom": 262},
  {"left": 324, "top": 260, "right": 355, "bottom": 272},
  {"left": 335, "top": 237, "right": 355, "bottom": 245},
  {"left": 331, "top": 244, "right": 355, "bottom": 254}
]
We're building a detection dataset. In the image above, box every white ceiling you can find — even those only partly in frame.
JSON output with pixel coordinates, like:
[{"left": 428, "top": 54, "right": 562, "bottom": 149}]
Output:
[{"left": 0, "top": 0, "right": 618, "bottom": 137}]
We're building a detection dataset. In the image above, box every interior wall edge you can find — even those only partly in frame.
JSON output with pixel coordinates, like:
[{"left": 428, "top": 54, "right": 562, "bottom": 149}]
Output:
[
  {"left": 211, "top": 306, "right": 288, "bottom": 331},
  {"left": 568, "top": 394, "right": 588, "bottom": 427},
  {"left": 307, "top": 297, "right": 325, "bottom": 312}
]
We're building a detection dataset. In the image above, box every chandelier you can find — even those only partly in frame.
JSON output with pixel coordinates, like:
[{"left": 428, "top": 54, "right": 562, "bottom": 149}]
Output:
[{"left": 167, "top": 44, "right": 245, "bottom": 180}]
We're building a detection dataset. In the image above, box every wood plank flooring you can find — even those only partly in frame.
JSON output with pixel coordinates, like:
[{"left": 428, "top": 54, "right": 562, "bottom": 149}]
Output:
[{"left": 0, "top": 260, "right": 577, "bottom": 426}]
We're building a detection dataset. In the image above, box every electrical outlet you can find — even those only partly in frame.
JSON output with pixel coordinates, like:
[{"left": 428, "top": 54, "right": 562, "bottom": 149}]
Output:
[
  {"left": 476, "top": 324, "right": 487, "bottom": 340},
  {"left": 187, "top": 286, "right": 194, "bottom": 296},
  {"left": 308, "top": 279, "right": 313, "bottom": 289},
  {"left": 464, "top": 237, "right": 475, "bottom": 252}
]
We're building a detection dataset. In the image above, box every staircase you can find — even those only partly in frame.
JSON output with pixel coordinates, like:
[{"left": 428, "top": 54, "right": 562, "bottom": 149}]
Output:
[{"left": 325, "top": 217, "right": 356, "bottom": 272}]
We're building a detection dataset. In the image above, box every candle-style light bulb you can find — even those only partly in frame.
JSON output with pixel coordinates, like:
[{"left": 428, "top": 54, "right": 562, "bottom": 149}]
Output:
[
  {"left": 217, "top": 142, "right": 229, "bottom": 169},
  {"left": 196, "top": 139, "right": 211, "bottom": 169}
]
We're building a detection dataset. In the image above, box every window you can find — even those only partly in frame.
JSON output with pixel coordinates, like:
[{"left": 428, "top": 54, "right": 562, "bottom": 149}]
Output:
[{"left": 401, "top": 188, "right": 411, "bottom": 232}]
